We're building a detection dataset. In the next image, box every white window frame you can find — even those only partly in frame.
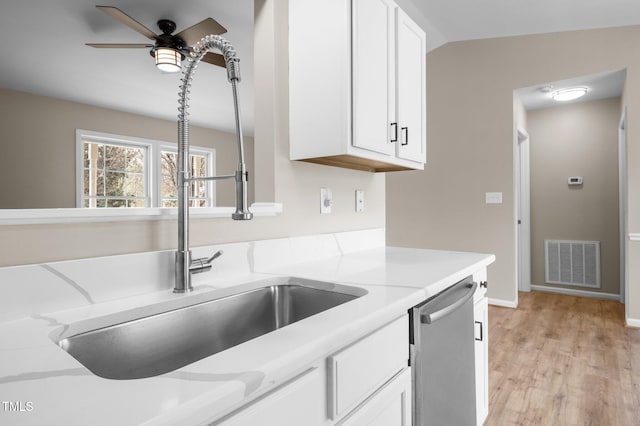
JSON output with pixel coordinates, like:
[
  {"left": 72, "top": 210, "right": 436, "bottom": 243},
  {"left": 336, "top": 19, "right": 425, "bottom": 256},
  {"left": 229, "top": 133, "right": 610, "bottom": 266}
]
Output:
[{"left": 75, "top": 129, "right": 216, "bottom": 208}]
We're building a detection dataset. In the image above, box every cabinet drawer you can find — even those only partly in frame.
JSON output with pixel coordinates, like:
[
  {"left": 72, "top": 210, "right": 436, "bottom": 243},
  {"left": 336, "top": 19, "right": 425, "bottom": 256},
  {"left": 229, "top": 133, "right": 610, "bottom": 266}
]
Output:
[
  {"left": 216, "top": 368, "right": 325, "bottom": 426},
  {"left": 338, "top": 367, "right": 412, "bottom": 426},
  {"left": 328, "top": 316, "right": 409, "bottom": 419}
]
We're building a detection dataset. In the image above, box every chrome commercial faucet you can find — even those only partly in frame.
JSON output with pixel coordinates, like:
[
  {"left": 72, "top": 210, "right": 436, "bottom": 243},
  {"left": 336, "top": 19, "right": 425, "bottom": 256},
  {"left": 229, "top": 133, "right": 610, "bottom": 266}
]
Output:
[{"left": 174, "top": 35, "right": 253, "bottom": 293}]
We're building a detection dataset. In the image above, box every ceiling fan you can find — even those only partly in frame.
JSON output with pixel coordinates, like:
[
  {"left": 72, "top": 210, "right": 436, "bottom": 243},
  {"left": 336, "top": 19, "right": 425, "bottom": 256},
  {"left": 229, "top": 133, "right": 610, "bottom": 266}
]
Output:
[{"left": 86, "top": 5, "right": 227, "bottom": 72}]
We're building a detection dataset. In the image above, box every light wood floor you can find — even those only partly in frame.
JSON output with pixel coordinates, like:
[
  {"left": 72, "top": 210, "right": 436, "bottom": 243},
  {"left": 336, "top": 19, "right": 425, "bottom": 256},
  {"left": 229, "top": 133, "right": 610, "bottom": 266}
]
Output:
[{"left": 486, "top": 291, "right": 640, "bottom": 426}]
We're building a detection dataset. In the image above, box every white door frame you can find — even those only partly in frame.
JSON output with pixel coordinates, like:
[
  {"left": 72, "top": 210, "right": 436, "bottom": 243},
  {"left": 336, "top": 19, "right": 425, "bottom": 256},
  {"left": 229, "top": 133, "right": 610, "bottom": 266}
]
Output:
[
  {"left": 516, "top": 127, "right": 531, "bottom": 292},
  {"left": 619, "top": 107, "right": 628, "bottom": 307}
]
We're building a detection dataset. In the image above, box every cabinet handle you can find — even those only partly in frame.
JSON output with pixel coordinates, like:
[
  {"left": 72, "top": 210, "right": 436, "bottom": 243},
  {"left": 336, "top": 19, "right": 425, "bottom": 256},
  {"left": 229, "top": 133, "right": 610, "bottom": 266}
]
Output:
[
  {"left": 401, "top": 127, "right": 408, "bottom": 145},
  {"left": 475, "top": 321, "right": 483, "bottom": 341},
  {"left": 390, "top": 122, "right": 398, "bottom": 143},
  {"left": 480, "top": 281, "right": 488, "bottom": 289}
]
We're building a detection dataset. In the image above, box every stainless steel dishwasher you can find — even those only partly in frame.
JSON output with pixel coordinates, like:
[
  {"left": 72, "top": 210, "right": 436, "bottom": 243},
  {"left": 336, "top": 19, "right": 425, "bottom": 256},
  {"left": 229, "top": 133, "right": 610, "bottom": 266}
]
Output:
[{"left": 409, "top": 276, "right": 478, "bottom": 426}]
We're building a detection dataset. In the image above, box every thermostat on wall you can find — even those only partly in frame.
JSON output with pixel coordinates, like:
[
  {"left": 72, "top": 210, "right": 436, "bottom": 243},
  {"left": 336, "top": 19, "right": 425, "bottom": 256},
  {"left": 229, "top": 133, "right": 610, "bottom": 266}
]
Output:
[{"left": 568, "top": 176, "right": 583, "bottom": 185}]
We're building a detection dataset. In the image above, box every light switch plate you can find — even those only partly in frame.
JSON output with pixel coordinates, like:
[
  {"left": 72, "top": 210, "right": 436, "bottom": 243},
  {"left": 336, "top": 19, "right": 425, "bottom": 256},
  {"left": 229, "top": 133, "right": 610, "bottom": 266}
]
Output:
[
  {"left": 485, "top": 192, "right": 503, "bottom": 204},
  {"left": 355, "top": 190, "right": 364, "bottom": 212},
  {"left": 320, "top": 187, "right": 332, "bottom": 214}
]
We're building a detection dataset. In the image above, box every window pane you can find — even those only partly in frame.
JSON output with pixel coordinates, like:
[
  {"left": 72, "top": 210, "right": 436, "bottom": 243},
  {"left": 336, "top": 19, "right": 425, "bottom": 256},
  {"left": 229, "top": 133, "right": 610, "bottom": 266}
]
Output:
[
  {"left": 105, "top": 145, "right": 127, "bottom": 171},
  {"left": 190, "top": 181, "right": 207, "bottom": 199},
  {"left": 161, "top": 174, "right": 177, "bottom": 198},
  {"left": 190, "top": 155, "right": 206, "bottom": 177},
  {"left": 123, "top": 173, "right": 145, "bottom": 197},
  {"left": 163, "top": 199, "right": 177, "bottom": 208},
  {"left": 83, "top": 143, "right": 89, "bottom": 168},
  {"left": 126, "top": 147, "right": 145, "bottom": 172},
  {"left": 83, "top": 169, "right": 90, "bottom": 196},
  {"left": 189, "top": 199, "right": 208, "bottom": 207},
  {"left": 105, "top": 171, "right": 125, "bottom": 196},
  {"left": 161, "top": 151, "right": 178, "bottom": 201},
  {"left": 128, "top": 199, "right": 146, "bottom": 208},
  {"left": 95, "top": 170, "right": 105, "bottom": 196},
  {"left": 96, "top": 199, "right": 106, "bottom": 208},
  {"left": 97, "top": 144, "right": 105, "bottom": 169},
  {"left": 107, "top": 199, "right": 127, "bottom": 208}
]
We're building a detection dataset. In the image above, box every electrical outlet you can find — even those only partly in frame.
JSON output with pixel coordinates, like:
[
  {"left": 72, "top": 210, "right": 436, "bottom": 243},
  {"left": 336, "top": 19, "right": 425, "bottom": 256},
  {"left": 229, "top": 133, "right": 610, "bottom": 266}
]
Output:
[
  {"left": 320, "top": 187, "right": 332, "bottom": 214},
  {"left": 355, "top": 190, "right": 364, "bottom": 212}
]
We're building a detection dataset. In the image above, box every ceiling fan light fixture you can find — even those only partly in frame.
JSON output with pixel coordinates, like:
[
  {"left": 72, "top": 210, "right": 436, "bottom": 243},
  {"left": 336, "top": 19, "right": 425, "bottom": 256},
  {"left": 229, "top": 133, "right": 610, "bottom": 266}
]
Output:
[
  {"left": 155, "top": 47, "right": 182, "bottom": 73},
  {"left": 551, "top": 87, "right": 588, "bottom": 102}
]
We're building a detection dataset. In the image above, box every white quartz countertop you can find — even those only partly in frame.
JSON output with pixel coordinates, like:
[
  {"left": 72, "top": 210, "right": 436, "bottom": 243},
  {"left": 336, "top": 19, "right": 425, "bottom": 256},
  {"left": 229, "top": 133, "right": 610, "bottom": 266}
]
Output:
[{"left": 0, "top": 246, "right": 494, "bottom": 426}]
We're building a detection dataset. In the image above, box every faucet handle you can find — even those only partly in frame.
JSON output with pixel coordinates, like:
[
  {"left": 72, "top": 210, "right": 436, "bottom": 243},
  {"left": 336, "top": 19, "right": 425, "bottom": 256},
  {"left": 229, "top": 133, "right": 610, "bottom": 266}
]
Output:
[
  {"left": 205, "top": 250, "right": 224, "bottom": 264},
  {"left": 190, "top": 250, "right": 224, "bottom": 275}
]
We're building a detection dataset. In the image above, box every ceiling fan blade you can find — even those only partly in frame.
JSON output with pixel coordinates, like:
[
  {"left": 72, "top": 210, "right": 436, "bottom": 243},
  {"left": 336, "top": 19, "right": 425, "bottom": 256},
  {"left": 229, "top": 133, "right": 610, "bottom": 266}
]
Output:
[
  {"left": 177, "top": 18, "right": 227, "bottom": 46},
  {"left": 86, "top": 43, "right": 154, "bottom": 48},
  {"left": 201, "top": 52, "right": 227, "bottom": 68},
  {"left": 96, "top": 5, "right": 157, "bottom": 40}
]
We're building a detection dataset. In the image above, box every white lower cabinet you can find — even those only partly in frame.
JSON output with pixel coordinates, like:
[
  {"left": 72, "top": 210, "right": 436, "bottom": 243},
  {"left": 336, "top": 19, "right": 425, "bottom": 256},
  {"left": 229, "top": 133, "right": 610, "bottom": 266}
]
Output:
[
  {"left": 216, "top": 367, "right": 327, "bottom": 426},
  {"left": 338, "top": 368, "right": 412, "bottom": 426},
  {"left": 215, "top": 316, "right": 410, "bottom": 425},
  {"left": 473, "top": 272, "right": 489, "bottom": 426},
  {"left": 327, "top": 316, "right": 408, "bottom": 419}
]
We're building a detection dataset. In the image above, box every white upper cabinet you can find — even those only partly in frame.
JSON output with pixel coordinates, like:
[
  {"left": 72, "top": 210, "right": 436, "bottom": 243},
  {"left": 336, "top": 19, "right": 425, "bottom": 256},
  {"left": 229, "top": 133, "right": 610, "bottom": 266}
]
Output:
[
  {"left": 352, "top": 0, "right": 396, "bottom": 157},
  {"left": 289, "top": 0, "right": 426, "bottom": 172},
  {"left": 396, "top": 8, "right": 426, "bottom": 163}
]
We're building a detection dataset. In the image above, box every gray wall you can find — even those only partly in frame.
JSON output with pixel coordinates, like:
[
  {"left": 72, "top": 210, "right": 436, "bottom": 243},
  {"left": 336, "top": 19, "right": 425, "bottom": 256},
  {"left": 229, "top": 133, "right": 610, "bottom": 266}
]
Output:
[
  {"left": 386, "top": 25, "right": 640, "bottom": 319},
  {"left": 0, "top": 88, "right": 254, "bottom": 209},
  {"left": 528, "top": 98, "right": 621, "bottom": 295}
]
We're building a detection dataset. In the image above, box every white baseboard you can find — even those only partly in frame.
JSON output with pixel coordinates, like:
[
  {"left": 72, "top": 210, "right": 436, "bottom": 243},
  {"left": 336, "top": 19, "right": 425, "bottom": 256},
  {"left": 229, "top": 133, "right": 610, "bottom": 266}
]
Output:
[
  {"left": 530, "top": 285, "right": 621, "bottom": 301},
  {"left": 488, "top": 298, "right": 517, "bottom": 308},
  {"left": 626, "top": 317, "right": 640, "bottom": 328}
]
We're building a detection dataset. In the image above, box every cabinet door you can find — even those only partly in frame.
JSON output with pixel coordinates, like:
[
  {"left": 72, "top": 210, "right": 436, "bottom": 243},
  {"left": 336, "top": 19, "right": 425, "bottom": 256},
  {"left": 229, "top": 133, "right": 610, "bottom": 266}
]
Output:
[
  {"left": 474, "top": 296, "right": 489, "bottom": 426},
  {"left": 216, "top": 368, "right": 327, "bottom": 426},
  {"left": 338, "top": 368, "right": 412, "bottom": 426},
  {"left": 352, "top": 0, "right": 396, "bottom": 156},
  {"left": 395, "top": 9, "right": 426, "bottom": 163}
]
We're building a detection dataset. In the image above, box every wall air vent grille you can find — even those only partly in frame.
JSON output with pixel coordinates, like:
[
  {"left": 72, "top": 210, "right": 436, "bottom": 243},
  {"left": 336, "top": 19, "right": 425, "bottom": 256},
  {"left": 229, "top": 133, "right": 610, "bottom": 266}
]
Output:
[{"left": 544, "top": 240, "right": 600, "bottom": 288}]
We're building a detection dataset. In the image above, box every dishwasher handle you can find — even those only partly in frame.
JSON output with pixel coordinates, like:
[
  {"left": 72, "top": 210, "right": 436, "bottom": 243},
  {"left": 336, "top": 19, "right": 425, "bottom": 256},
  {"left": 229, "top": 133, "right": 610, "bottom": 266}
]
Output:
[{"left": 420, "top": 282, "right": 477, "bottom": 324}]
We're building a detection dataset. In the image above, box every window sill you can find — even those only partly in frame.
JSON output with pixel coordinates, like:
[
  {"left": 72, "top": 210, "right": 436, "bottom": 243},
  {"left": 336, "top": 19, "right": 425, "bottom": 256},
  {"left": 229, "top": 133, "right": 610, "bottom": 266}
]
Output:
[{"left": 0, "top": 203, "right": 282, "bottom": 225}]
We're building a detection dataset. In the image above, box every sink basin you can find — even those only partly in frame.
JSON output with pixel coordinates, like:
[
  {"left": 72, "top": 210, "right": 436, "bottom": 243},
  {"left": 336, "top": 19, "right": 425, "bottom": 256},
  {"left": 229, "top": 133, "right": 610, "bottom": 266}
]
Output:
[{"left": 56, "top": 277, "right": 366, "bottom": 380}]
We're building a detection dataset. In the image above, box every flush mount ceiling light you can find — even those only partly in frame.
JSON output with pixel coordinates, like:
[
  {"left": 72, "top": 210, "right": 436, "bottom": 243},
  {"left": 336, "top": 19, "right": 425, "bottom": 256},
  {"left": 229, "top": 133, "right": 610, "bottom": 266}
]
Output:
[
  {"left": 154, "top": 47, "right": 182, "bottom": 73},
  {"left": 537, "top": 85, "right": 553, "bottom": 94},
  {"left": 551, "top": 87, "right": 588, "bottom": 102}
]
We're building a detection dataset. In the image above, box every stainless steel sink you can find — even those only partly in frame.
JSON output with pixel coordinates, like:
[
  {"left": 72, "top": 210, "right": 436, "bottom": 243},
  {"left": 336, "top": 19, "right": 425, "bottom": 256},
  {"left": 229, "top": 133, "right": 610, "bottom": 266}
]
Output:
[{"left": 56, "top": 277, "right": 366, "bottom": 380}]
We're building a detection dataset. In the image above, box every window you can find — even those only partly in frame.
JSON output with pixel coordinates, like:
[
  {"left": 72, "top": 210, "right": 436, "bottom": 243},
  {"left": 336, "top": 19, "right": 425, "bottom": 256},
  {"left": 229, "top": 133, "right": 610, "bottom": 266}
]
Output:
[
  {"left": 159, "top": 148, "right": 214, "bottom": 208},
  {"left": 82, "top": 140, "right": 149, "bottom": 208},
  {"left": 76, "top": 130, "right": 216, "bottom": 208}
]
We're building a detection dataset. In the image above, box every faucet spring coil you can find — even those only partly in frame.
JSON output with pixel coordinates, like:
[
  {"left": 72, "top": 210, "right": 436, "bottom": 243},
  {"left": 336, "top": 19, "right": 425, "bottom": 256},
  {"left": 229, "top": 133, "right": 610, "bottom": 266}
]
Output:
[{"left": 177, "top": 34, "right": 240, "bottom": 120}]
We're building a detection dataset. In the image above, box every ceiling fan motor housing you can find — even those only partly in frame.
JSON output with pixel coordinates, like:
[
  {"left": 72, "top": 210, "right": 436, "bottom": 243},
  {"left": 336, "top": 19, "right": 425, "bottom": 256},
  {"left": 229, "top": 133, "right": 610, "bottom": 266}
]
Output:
[{"left": 150, "top": 20, "right": 187, "bottom": 59}]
